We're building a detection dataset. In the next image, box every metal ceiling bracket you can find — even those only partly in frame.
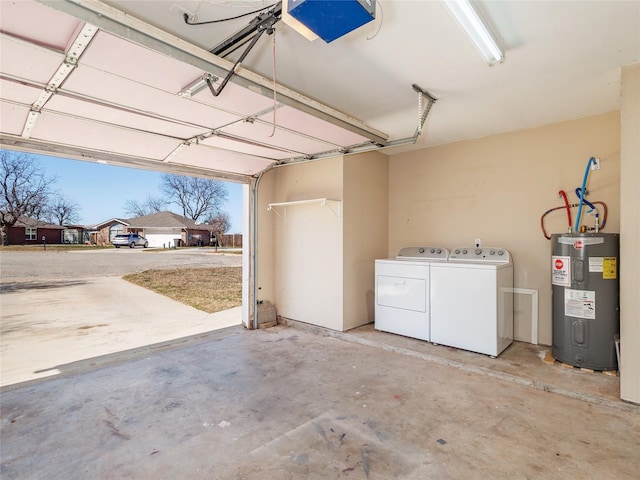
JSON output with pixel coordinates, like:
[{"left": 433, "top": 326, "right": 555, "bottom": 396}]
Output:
[
  {"left": 384, "top": 84, "right": 437, "bottom": 148},
  {"left": 206, "top": 29, "right": 267, "bottom": 98},
  {"left": 412, "top": 84, "right": 437, "bottom": 140},
  {"left": 209, "top": 2, "right": 282, "bottom": 58},
  {"left": 204, "top": 2, "right": 281, "bottom": 98}
]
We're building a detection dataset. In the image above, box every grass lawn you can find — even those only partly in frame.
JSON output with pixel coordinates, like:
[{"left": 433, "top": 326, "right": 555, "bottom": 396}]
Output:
[{"left": 123, "top": 267, "right": 242, "bottom": 313}]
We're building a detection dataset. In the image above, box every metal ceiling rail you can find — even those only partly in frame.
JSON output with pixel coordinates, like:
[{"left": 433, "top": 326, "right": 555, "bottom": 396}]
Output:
[
  {"left": 272, "top": 86, "right": 437, "bottom": 167},
  {"left": 36, "top": 0, "right": 389, "bottom": 147}
]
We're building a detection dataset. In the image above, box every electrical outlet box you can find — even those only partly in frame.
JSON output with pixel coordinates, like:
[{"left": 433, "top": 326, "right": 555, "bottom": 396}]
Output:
[
  {"left": 171, "top": 4, "right": 196, "bottom": 22},
  {"left": 591, "top": 158, "right": 601, "bottom": 170}
]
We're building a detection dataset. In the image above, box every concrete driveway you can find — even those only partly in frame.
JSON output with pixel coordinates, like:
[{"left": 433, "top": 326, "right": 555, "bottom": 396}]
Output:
[{"left": 0, "top": 248, "right": 243, "bottom": 387}]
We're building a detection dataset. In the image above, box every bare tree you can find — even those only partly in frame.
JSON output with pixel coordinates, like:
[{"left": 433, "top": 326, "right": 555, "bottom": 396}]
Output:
[
  {"left": 206, "top": 212, "right": 230, "bottom": 246},
  {"left": 0, "top": 151, "right": 55, "bottom": 245},
  {"left": 123, "top": 195, "right": 165, "bottom": 217},
  {"left": 161, "top": 174, "right": 227, "bottom": 222},
  {"left": 47, "top": 195, "right": 81, "bottom": 225}
]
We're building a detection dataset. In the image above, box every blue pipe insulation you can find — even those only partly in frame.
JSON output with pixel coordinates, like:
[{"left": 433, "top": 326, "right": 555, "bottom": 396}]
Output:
[
  {"left": 574, "top": 157, "right": 596, "bottom": 232},
  {"left": 575, "top": 188, "right": 596, "bottom": 211}
]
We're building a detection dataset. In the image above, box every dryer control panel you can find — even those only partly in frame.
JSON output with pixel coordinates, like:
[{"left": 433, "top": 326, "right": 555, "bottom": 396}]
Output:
[
  {"left": 449, "top": 247, "right": 511, "bottom": 263},
  {"left": 397, "top": 246, "right": 449, "bottom": 261}
]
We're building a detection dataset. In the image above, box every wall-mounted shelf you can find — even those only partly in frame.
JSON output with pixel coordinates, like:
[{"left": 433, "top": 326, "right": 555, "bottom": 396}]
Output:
[{"left": 267, "top": 198, "right": 341, "bottom": 220}]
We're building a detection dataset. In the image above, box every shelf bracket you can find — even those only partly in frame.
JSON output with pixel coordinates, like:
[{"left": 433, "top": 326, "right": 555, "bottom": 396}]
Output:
[{"left": 267, "top": 198, "right": 341, "bottom": 221}]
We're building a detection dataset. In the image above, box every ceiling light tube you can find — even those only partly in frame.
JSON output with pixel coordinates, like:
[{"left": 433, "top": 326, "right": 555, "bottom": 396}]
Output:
[{"left": 442, "top": 0, "right": 504, "bottom": 66}]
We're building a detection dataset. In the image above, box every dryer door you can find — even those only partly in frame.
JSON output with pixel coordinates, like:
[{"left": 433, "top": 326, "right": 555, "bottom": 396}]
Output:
[
  {"left": 375, "top": 262, "right": 430, "bottom": 341},
  {"left": 377, "top": 275, "right": 427, "bottom": 312}
]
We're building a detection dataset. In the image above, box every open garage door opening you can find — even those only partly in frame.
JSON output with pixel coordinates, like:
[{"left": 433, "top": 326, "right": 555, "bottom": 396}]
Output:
[{"left": 0, "top": 150, "right": 249, "bottom": 387}]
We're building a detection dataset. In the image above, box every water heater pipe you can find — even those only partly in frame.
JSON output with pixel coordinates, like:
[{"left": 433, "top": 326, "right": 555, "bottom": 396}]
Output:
[
  {"left": 558, "top": 190, "right": 572, "bottom": 232},
  {"left": 574, "top": 157, "right": 596, "bottom": 232}
]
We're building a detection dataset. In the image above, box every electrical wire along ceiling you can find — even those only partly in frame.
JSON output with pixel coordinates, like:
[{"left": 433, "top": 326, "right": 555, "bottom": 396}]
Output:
[{"left": 0, "top": 0, "right": 412, "bottom": 182}]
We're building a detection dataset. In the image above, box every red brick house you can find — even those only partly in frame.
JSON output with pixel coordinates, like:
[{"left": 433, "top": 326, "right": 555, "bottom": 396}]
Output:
[
  {"left": 5, "top": 216, "right": 66, "bottom": 245},
  {"left": 90, "top": 212, "right": 216, "bottom": 248},
  {"left": 90, "top": 218, "right": 129, "bottom": 246}
]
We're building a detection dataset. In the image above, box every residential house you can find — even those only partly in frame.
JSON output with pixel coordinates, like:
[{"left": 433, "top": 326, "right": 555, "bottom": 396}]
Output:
[
  {"left": 91, "top": 211, "right": 215, "bottom": 248},
  {"left": 4, "top": 216, "right": 66, "bottom": 245},
  {"left": 90, "top": 218, "right": 129, "bottom": 246}
]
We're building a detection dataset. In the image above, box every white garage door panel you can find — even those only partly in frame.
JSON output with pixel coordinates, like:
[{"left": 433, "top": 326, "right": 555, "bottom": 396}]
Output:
[
  {"left": 0, "top": 101, "right": 30, "bottom": 136},
  {"left": 33, "top": 111, "right": 179, "bottom": 159},
  {"left": 145, "top": 233, "right": 181, "bottom": 248}
]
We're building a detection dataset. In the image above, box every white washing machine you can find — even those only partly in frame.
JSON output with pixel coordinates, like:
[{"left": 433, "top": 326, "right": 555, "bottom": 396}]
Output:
[
  {"left": 375, "top": 247, "right": 449, "bottom": 341},
  {"left": 430, "top": 247, "right": 513, "bottom": 357}
]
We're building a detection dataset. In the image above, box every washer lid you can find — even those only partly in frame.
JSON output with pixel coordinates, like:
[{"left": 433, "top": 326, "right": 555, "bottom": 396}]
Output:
[
  {"left": 449, "top": 247, "right": 511, "bottom": 263},
  {"left": 397, "top": 246, "right": 449, "bottom": 261}
]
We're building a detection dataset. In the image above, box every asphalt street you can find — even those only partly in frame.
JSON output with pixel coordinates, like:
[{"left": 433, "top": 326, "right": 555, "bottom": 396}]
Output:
[{"left": 0, "top": 247, "right": 241, "bottom": 280}]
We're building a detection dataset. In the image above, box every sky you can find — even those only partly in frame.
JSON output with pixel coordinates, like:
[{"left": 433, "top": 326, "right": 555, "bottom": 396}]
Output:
[{"left": 23, "top": 152, "right": 245, "bottom": 234}]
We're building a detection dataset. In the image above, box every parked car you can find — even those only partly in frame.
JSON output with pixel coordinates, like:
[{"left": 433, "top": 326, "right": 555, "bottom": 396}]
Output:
[{"left": 112, "top": 233, "right": 148, "bottom": 248}]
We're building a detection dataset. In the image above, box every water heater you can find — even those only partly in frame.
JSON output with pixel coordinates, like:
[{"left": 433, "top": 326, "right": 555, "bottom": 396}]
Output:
[{"left": 551, "top": 233, "right": 619, "bottom": 370}]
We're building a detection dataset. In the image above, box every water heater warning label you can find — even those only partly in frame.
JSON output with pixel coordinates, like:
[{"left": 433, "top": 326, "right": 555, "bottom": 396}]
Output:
[
  {"left": 588, "top": 257, "right": 617, "bottom": 279},
  {"left": 565, "top": 289, "right": 596, "bottom": 320},
  {"left": 602, "top": 257, "right": 617, "bottom": 279},
  {"left": 552, "top": 255, "right": 571, "bottom": 286}
]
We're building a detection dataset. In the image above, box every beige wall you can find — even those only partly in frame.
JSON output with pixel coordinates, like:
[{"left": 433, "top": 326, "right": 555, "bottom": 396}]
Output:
[
  {"left": 254, "top": 86, "right": 637, "bottom": 402},
  {"left": 343, "top": 151, "right": 389, "bottom": 330},
  {"left": 260, "top": 158, "right": 344, "bottom": 330},
  {"left": 620, "top": 64, "right": 640, "bottom": 404},
  {"left": 256, "top": 152, "right": 389, "bottom": 332},
  {"left": 389, "top": 112, "right": 621, "bottom": 345}
]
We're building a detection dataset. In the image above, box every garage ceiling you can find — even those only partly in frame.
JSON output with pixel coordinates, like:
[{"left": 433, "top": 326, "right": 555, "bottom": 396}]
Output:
[{"left": 1, "top": 0, "right": 639, "bottom": 182}]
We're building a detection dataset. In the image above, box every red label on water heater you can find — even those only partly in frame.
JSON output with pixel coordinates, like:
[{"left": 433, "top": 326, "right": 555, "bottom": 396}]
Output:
[
  {"left": 573, "top": 240, "right": 584, "bottom": 250},
  {"left": 555, "top": 259, "right": 564, "bottom": 270}
]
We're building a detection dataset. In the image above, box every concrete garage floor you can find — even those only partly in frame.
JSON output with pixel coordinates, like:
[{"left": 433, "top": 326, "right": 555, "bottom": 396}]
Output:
[{"left": 1, "top": 324, "right": 638, "bottom": 480}]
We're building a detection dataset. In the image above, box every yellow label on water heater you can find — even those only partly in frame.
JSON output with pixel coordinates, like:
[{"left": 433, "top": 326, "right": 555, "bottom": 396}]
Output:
[{"left": 602, "top": 257, "right": 617, "bottom": 279}]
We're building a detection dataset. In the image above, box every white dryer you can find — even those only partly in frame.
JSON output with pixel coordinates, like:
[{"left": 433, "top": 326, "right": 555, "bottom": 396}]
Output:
[
  {"left": 430, "top": 247, "right": 514, "bottom": 357},
  {"left": 375, "top": 247, "right": 449, "bottom": 341}
]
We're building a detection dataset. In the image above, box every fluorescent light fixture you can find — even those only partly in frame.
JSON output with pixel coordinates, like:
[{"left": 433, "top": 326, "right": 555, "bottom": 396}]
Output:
[
  {"left": 442, "top": 0, "right": 504, "bottom": 66},
  {"left": 178, "top": 74, "right": 215, "bottom": 98}
]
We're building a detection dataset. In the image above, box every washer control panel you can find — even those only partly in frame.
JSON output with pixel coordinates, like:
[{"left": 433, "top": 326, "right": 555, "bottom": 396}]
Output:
[
  {"left": 449, "top": 247, "right": 511, "bottom": 263},
  {"left": 397, "top": 246, "right": 449, "bottom": 261}
]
